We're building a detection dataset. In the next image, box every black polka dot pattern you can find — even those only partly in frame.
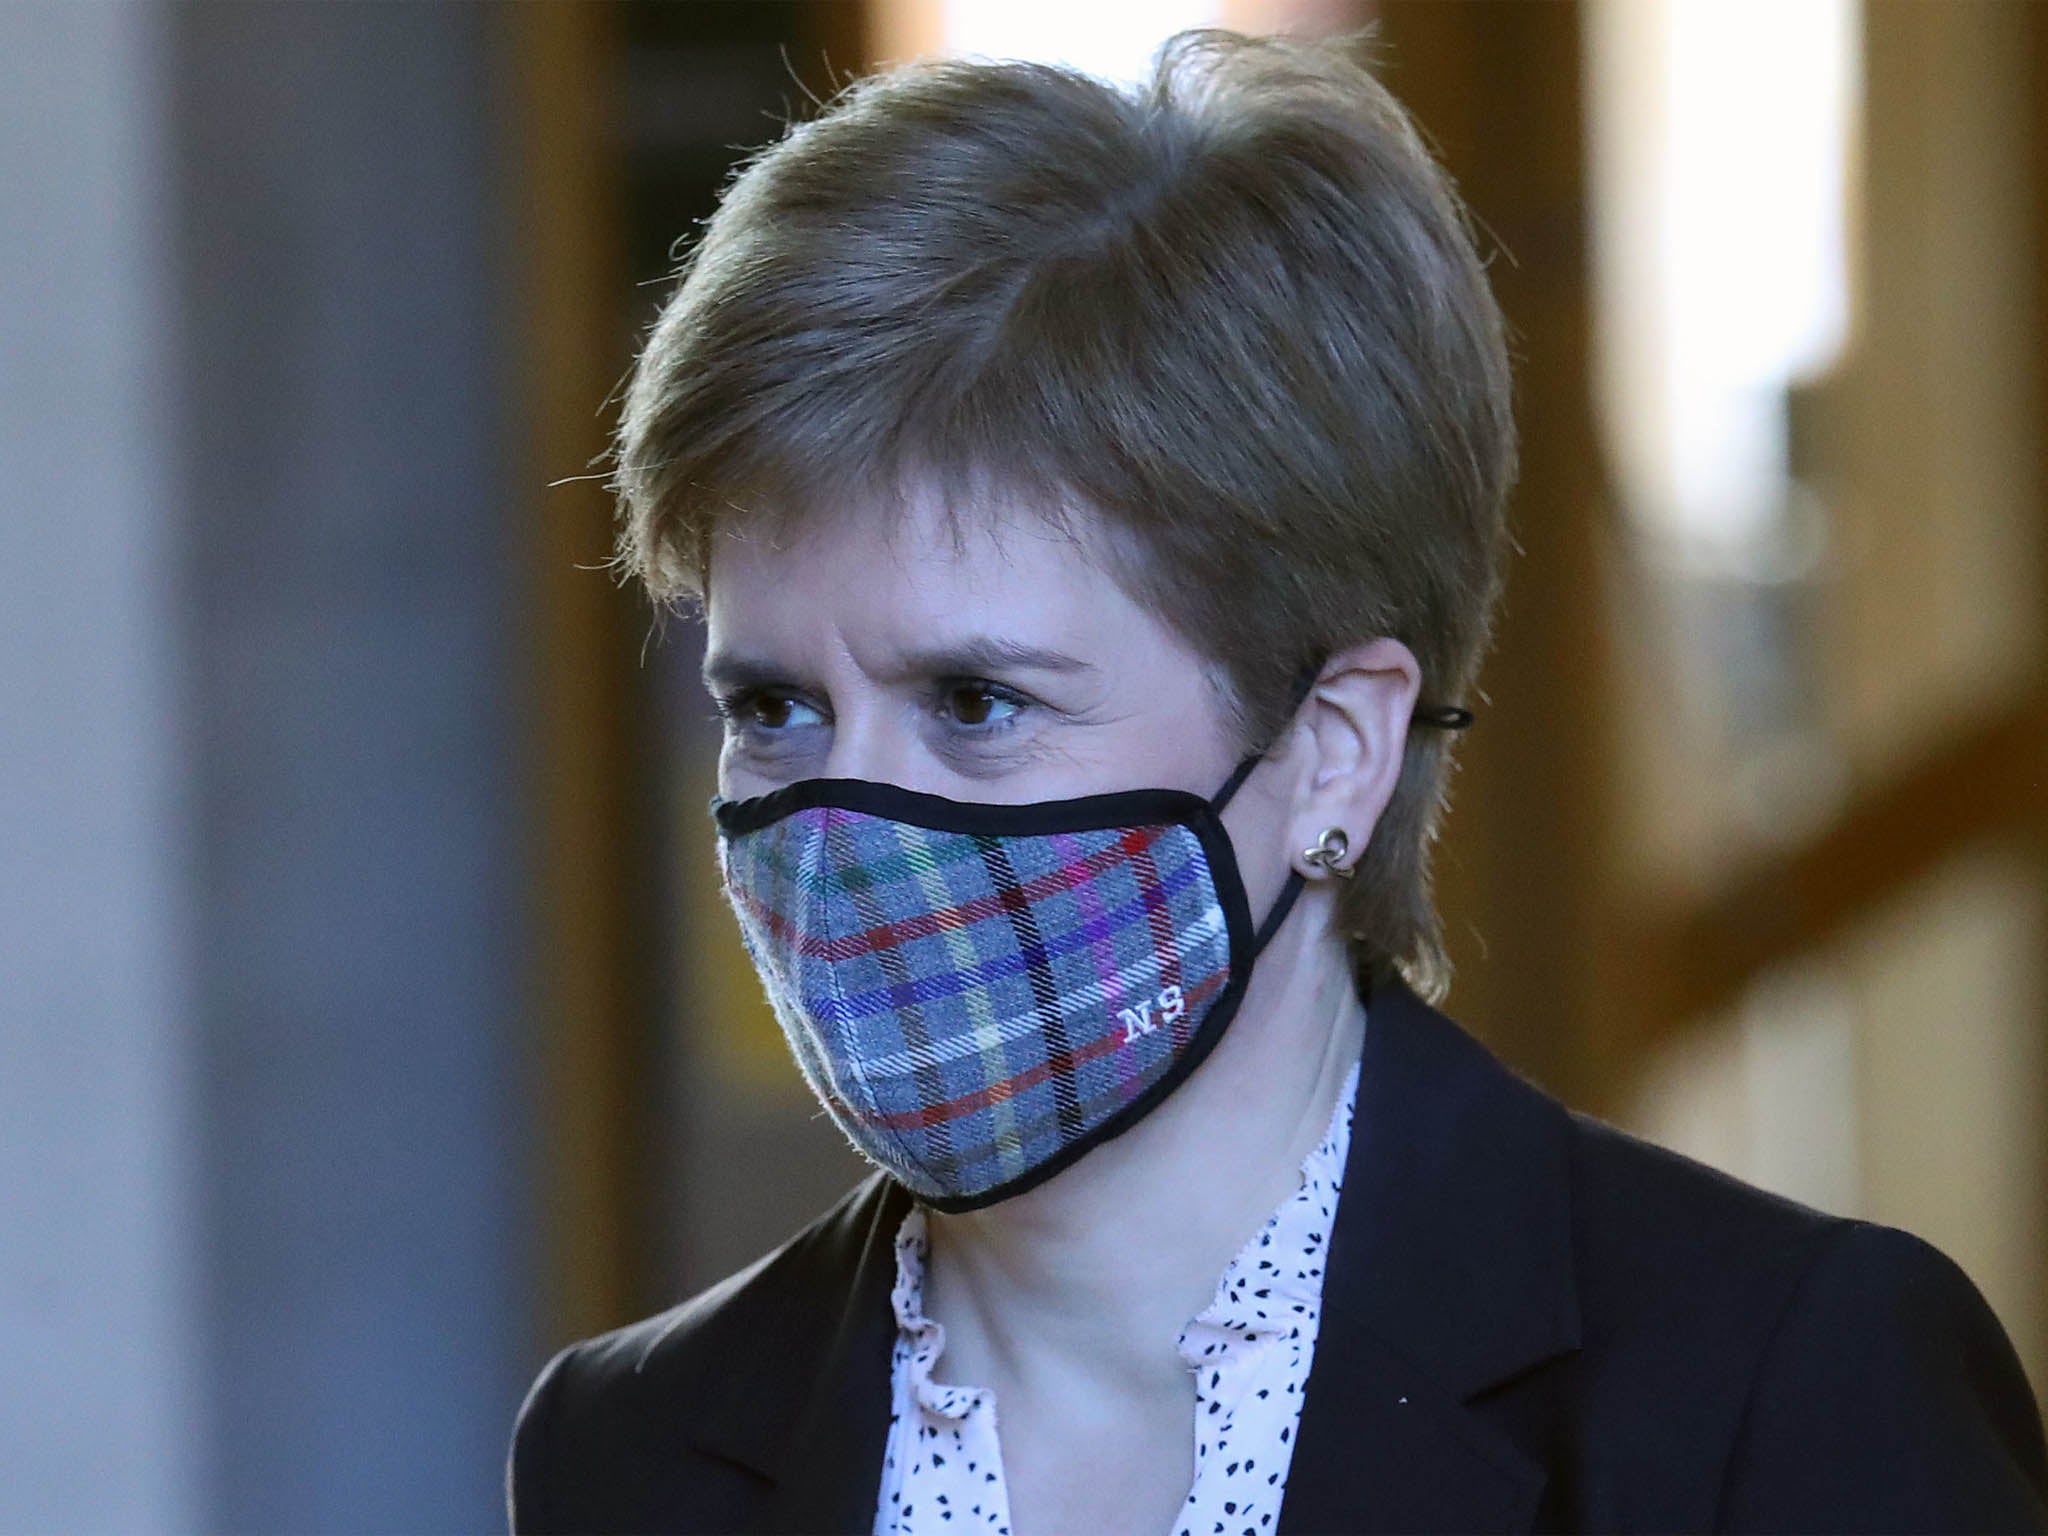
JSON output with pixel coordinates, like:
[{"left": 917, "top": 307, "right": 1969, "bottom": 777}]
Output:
[
  {"left": 872, "top": 1056, "right": 1360, "bottom": 1536},
  {"left": 1168, "top": 1057, "right": 1356, "bottom": 1536},
  {"left": 875, "top": 1203, "right": 1014, "bottom": 1535}
]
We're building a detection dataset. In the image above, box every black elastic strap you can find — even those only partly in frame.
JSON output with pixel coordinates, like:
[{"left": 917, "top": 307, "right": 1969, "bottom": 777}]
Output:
[
  {"left": 1414, "top": 703, "right": 1475, "bottom": 730},
  {"left": 1210, "top": 657, "right": 1473, "bottom": 816},
  {"left": 1209, "top": 659, "right": 1326, "bottom": 815},
  {"left": 1297, "top": 649, "right": 1476, "bottom": 734},
  {"left": 1250, "top": 869, "right": 1308, "bottom": 957},
  {"left": 1218, "top": 659, "right": 1327, "bottom": 956},
  {"left": 1209, "top": 751, "right": 1264, "bottom": 814}
]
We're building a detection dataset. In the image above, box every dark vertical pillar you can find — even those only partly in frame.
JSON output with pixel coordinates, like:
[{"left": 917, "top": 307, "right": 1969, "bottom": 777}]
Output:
[
  {"left": 505, "top": 0, "right": 666, "bottom": 1349},
  {"left": 2027, "top": 0, "right": 2048, "bottom": 1409},
  {"left": 1371, "top": 1, "right": 1616, "bottom": 1101}
]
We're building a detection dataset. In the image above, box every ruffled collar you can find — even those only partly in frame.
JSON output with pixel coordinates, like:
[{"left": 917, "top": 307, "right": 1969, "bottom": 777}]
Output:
[{"left": 887, "top": 1053, "right": 1361, "bottom": 1422}]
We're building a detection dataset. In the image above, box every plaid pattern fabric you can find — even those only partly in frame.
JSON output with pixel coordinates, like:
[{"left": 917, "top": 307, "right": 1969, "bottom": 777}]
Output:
[{"left": 718, "top": 798, "right": 1236, "bottom": 1205}]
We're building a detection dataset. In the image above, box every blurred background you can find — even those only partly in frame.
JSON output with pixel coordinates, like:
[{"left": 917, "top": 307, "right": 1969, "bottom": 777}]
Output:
[{"left": 3, "top": 0, "right": 2043, "bottom": 1528}]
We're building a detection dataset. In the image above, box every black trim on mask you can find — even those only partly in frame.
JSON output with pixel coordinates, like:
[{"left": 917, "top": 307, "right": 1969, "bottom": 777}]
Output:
[
  {"left": 706, "top": 658, "right": 1347, "bottom": 1213},
  {"left": 714, "top": 777, "right": 1227, "bottom": 840},
  {"left": 712, "top": 769, "right": 1296, "bottom": 1214}
]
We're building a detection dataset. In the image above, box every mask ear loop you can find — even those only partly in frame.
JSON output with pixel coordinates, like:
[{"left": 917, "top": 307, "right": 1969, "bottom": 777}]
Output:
[
  {"left": 1211, "top": 659, "right": 1324, "bottom": 958},
  {"left": 1211, "top": 657, "right": 1478, "bottom": 816},
  {"left": 1210, "top": 655, "right": 1477, "bottom": 959},
  {"left": 1208, "top": 659, "right": 1325, "bottom": 816},
  {"left": 1249, "top": 869, "right": 1309, "bottom": 958}
]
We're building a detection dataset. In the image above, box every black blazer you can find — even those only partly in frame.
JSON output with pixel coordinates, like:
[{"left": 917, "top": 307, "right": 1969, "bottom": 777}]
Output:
[{"left": 509, "top": 973, "right": 2048, "bottom": 1533}]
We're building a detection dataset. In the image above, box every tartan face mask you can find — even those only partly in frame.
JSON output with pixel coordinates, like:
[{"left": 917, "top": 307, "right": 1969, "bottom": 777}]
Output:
[{"left": 710, "top": 751, "right": 1306, "bottom": 1211}]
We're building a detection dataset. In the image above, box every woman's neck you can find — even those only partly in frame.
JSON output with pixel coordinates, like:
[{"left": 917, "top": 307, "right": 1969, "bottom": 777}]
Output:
[{"left": 920, "top": 928, "right": 1367, "bottom": 1401}]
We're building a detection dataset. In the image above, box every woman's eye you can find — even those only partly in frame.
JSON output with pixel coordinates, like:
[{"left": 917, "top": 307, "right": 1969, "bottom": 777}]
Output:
[
  {"left": 720, "top": 690, "right": 823, "bottom": 732},
  {"left": 941, "top": 682, "right": 1022, "bottom": 728}
]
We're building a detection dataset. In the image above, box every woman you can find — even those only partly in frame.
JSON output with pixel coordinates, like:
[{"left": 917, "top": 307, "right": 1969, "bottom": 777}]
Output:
[{"left": 509, "top": 30, "right": 2048, "bottom": 1535}]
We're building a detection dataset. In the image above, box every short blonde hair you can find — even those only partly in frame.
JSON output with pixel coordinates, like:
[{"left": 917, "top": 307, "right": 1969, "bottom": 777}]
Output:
[{"left": 614, "top": 29, "right": 1516, "bottom": 1002}]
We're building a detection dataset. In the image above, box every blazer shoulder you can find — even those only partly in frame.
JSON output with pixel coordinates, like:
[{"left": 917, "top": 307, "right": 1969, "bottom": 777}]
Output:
[
  {"left": 1565, "top": 1107, "right": 1842, "bottom": 1270},
  {"left": 507, "top": 1171, "right": 903, "bottom": 1533},
  {"left": 551, "top": 1171, "right": 881, "bottom": 1390},
  {"left": 1716, "top": 1218, "right": 2048, "bottom": 1530},
  {"left": 1564, "top": 1114, "right": 1859, "bottom": 1392},
  {"left": 1547, "top": 1111, "right": 2047, "bottom": 1529}
]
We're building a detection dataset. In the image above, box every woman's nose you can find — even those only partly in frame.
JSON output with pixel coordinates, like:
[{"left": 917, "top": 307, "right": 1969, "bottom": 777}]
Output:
[{"left": 819, "top": 709, "right": 920, "bottom": 789}]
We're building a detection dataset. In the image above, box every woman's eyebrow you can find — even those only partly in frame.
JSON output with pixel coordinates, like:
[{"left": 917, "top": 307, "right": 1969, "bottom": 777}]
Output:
[
  {"left": 701, "top": 637, "right": 1098, "bottom": 693},
  {"left": 894, "top": 637, "right": 1099, "bottom": 678},
  {"left": 700, "top": 650, "right": 804, "bottom": 693}
]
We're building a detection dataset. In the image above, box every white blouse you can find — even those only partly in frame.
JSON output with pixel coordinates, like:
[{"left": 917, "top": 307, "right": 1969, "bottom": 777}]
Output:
[{"left": 874, "top": 1054, "right": 1360, "bottom": 1536}]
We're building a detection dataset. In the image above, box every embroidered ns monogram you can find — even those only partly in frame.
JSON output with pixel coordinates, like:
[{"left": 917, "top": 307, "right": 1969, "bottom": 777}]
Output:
[{"left": 1119, "top": 984, "right": 1187, "bottom": 1045}]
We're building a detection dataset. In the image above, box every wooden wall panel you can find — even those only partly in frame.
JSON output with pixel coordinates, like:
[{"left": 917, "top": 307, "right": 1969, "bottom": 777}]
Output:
[
  {"left": 506, "top": 1, "right": 661, "bottom": 1347},
  {"left": 1370, "top": 1, "right": 1618, "bottom": 1102}
]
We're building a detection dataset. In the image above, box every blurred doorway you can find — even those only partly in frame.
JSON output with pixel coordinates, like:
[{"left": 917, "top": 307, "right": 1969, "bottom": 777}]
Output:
[{"left": 1579, "top": 0, "right": 2048, "bottom": 1398}]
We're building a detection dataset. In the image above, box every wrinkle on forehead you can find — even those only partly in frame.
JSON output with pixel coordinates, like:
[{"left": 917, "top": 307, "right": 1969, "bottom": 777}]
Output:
[
  {"left": 704, "top": 465, "right": 1112, "bottom": 606},
  {"left": 700, "top": 463, "right": 1241, "bottom": 733}
]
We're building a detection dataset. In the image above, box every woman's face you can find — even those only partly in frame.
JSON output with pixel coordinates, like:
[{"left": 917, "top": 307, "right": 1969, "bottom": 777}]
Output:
[{"left": 701, "top": 482, "right": 1253, "bottom": 810}]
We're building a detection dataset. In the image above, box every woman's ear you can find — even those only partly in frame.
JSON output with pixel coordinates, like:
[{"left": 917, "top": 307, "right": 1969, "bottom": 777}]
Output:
[{"left": 1287, "top": 638, "right": 1422, "bottom": 877}]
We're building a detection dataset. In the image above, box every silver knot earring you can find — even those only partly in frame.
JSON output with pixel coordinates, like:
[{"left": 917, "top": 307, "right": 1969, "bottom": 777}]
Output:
[{"left": 1301, "top": 826, "right": 1355, "bottom": 879}]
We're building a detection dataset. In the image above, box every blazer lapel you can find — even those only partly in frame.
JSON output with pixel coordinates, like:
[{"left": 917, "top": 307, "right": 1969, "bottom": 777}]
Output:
[
  {"left": 759, "top": 1170, "right": 913, "bottom": 1534},
  {"left": 1279, "top": 972, "right": 1582, "bottom": 1535},
  {"left": 673, "top": 1167, "right": 912, "bottom": 1534}
]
